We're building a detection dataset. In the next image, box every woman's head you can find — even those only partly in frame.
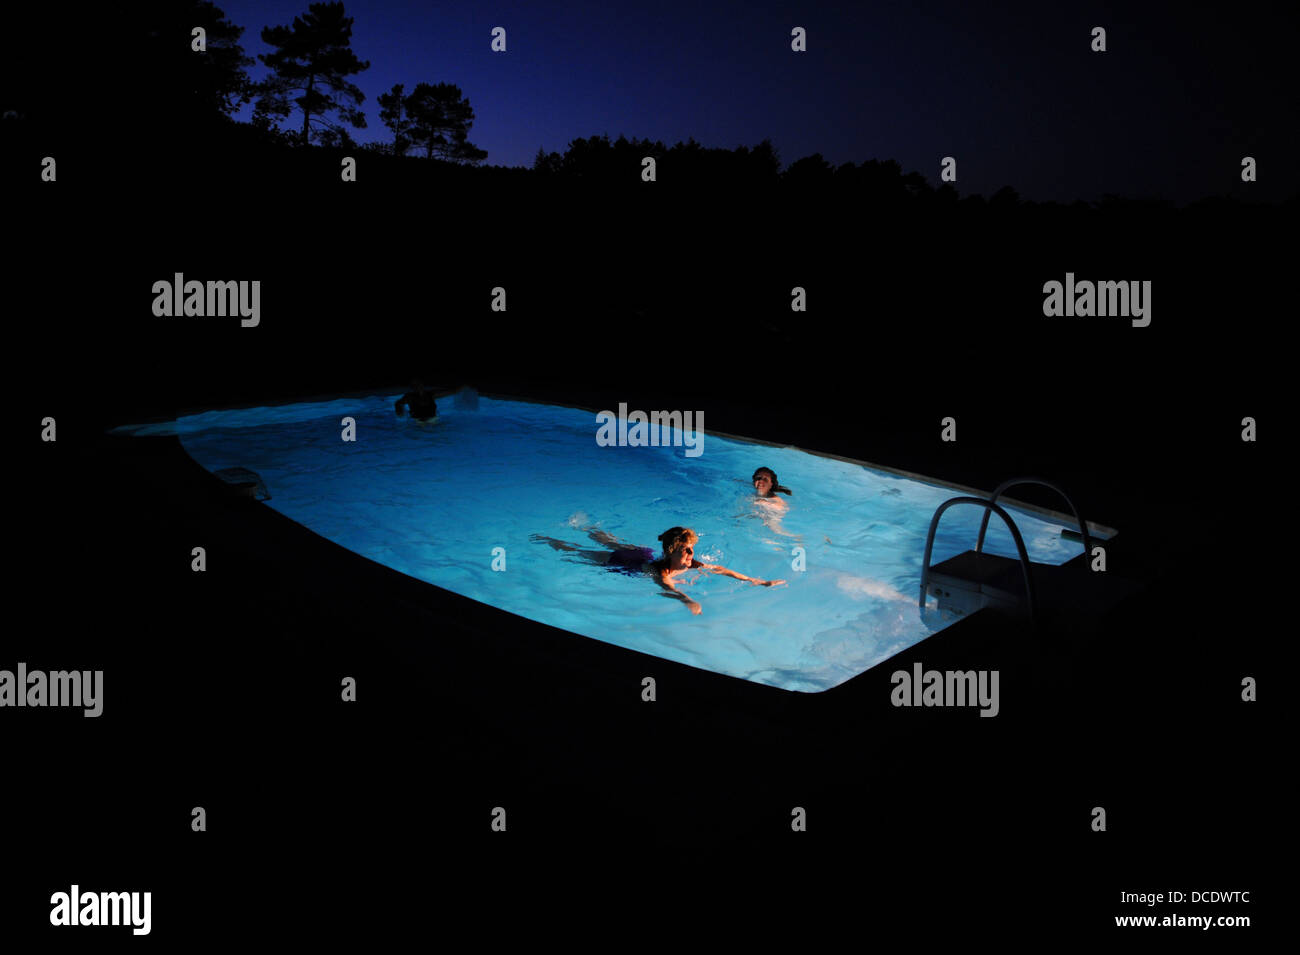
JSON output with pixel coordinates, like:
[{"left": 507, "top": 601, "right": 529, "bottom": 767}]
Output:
[
  {"left": 657, "top": 526, "right": 698, "bottom": 569},
  {"left": 752, "top": 467, "right": 792, "bottom": 497}
]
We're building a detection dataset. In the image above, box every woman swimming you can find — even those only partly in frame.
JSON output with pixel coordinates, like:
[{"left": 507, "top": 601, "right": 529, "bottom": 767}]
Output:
[
  {"left": 531, "top": 524, "right": 785, "bottom": 614},
  {"left": 752, "top": 467, "right": 792, "bottom": 508},
  {"left": 748, "top": 466, "right": 799, "bottom": 542}
]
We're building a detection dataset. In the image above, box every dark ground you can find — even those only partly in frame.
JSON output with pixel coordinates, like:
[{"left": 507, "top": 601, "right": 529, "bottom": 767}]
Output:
[{"left": 5, "top": 135, "right": 1283, "bottom": 939}]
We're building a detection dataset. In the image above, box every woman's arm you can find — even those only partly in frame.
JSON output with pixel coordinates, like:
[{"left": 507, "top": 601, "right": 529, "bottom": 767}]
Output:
[
  {"left": 655, "top": 571, "right": 702, "bottom": 614},
  {"left": 703, "top": 564, "right": 786, "bottom": 587}
]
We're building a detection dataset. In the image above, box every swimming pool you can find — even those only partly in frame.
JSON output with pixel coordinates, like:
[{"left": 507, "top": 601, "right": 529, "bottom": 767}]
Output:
[{"left": 131, "top": 393, "right": 1097, "bottom": 692}]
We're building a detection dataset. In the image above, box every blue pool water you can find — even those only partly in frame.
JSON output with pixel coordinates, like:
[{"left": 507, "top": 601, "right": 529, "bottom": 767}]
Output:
[{"left": 149, "top": 395, "right": 1089, "bottom": 692}]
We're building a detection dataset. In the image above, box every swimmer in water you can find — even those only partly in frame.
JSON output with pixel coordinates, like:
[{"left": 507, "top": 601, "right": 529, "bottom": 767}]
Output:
[
  {"left": 531, "top": 524, "right": 785, "bottom": 614},
  {"left": 395, "top": 379, "right": 438, "bottom": 421},
  {"left": 752, "top": 467, "right": 792, "bottom": 509},
  {"left": 749, "top": 467, "right": 798, "bottom": 542}
]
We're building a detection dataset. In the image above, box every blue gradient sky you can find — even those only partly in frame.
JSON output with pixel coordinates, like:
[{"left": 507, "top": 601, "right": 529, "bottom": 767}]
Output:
[{"left": 212, "top": 0, "right": 1295, "bottom": 203}]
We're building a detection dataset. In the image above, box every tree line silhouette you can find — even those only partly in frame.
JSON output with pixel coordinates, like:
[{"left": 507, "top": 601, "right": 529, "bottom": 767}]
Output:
[
  {"left": 4, "top": 0, "right": 1291, "bottom": 216},
  {"left": 15, "top": 0, "right": 972, "bottom": 199},
  {"left": 170, "top": 0, "right": 484, "bottom": 159},
  {"left": 146, "top": 0, "right": 1043, "bottom": 205}
]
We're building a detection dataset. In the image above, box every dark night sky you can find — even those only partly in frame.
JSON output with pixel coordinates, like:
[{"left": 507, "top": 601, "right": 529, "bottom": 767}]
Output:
[{"left": 205, "top": 0, "right": 1297, "bottom": 205}]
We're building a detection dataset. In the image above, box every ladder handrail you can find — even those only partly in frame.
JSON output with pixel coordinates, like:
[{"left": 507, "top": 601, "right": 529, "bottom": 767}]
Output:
[
  {"left": 919, "top": 496, "right": 1037, "bottom": 624},
  {"left": 975, "top": 476, "right": 1092, "bottom": 564}
]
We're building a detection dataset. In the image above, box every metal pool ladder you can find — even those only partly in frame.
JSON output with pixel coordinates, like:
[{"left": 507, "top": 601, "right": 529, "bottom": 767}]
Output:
[{"left": 919, "top": 477, "right": 1094, "bottom": 627}]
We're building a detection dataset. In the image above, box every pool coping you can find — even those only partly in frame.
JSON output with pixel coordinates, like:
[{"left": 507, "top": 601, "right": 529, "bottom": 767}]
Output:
[{"left": 112, "top": 381, "right": 1117, "bottom": 540}]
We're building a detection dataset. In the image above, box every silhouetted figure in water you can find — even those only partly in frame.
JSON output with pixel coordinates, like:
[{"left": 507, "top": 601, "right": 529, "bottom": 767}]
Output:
[
  {"left": 531, "top": 524, "right": 785, "bottom": 615},
  {"left": 395, "top": 380, "right": 437, "bottom": 421}
]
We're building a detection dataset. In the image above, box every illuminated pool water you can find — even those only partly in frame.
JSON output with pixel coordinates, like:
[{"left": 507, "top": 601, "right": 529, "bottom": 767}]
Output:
[{"left": 149, "top": 394, "right": 1089, "bottom": 692}]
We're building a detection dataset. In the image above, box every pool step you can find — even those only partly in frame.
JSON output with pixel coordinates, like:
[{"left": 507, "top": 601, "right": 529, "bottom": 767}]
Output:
[
  {"left": 920, "top": 475, "right": 1140, "bottom": 628},
  {"left": 926, "top": 550, "right": 1142, "bottom": 620}
]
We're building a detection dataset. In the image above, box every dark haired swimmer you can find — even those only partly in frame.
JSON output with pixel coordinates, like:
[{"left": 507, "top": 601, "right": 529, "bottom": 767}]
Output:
[
  {"left": 395, "top": 379, "right": 438, "bottom": 421},
  {"left": 752, "top": 467, "right": 792, "bottom": 503},
  {"left": 750, "top": 466, "right": 798, "bottom": 540},
  {"left": 531, "top": 524, "right": 785, "bottom": 615}
]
